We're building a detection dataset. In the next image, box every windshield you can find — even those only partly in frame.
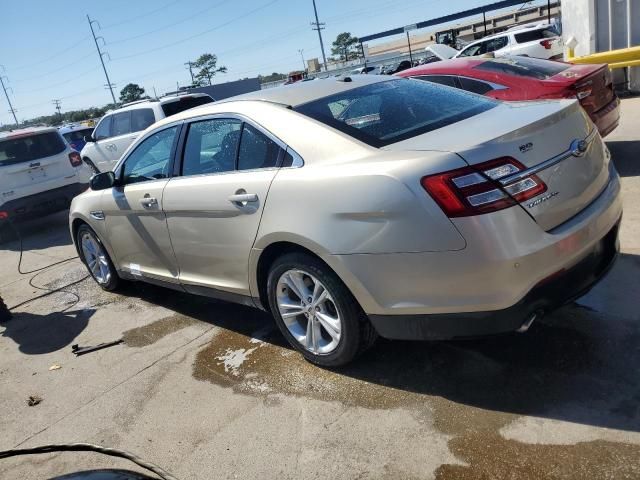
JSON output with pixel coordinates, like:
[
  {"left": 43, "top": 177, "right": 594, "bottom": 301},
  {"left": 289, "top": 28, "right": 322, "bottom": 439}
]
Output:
[
  {"left": 0, "top": 132, "right": 66, "bottom": 166},
  {"left": 294, "top": 79, "right": 496, "bottom": 147},
  {"left": 474, "top": 56, "right": 569, "bottom": 80},
  {"left": 161, "top": 95, "right": 214, "bottom": 117}
]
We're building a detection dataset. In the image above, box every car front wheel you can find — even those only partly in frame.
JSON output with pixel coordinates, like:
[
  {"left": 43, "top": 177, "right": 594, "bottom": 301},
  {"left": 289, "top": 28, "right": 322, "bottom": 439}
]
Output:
[
  {"left": 77, "top": 224, "right": 119, "bottom": 291},
  {"left": 267, "top": 252, "right": 376, "bottom": 367}
]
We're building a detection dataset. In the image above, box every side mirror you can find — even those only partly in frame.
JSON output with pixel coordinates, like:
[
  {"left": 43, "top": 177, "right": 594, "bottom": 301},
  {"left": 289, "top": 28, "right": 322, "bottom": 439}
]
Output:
[
  {"left": 90, "top": 171, "right": 116, "bottom": 191},
  {"left": 84, "top": 135, "right": 95, "bottom": 143}
]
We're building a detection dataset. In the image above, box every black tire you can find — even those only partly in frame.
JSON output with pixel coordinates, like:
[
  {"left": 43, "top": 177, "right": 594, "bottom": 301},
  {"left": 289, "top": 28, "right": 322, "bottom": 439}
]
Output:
[
  {"left": 267, "top": 252, "right": 377, "bottom": 367},
  {"left": 76, "top": 224, "right": 120, "bottom": 291},
  {"left": 83, "top": 157, "right": 100, "bottom": 175}
]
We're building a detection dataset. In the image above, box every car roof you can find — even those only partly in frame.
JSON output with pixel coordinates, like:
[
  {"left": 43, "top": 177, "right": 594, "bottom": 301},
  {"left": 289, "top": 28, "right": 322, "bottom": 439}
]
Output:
[
  {"left": 219, "top": 75, "right": 394, "bottom": 108},
  {"left": 104, "top": 93, "right": 212, "bottom": 114},
  {"left": 0, "top": 126, "right": 58, "bottom": 140},
  {"left": 468, "top": 22, "right": 554, "bottom": 44},
  {"left": 399, "top": 58, "right": 488, "bottom": 76},
  {"left": 58, "top": 124, "right": 93, "bottom": 134}
]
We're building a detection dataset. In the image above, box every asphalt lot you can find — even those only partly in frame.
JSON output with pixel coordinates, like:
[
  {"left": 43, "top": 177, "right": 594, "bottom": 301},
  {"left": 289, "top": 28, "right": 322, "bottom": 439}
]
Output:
[{"left": 1, "top": 97, "right": 640, "bottom": 480}]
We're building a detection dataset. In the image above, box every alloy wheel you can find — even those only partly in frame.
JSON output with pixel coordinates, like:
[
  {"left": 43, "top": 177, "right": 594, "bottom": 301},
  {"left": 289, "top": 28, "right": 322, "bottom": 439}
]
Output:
[
  {"left": 276, "top": 269, "right": 342, "bottom": 355},
  {"left": 81, "top": 232, "right": 111, "bottom": 285}
]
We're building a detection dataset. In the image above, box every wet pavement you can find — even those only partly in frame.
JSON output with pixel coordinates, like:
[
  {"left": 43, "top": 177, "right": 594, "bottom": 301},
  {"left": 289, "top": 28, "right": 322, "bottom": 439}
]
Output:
[{"left": 1, "top": 98, "right": 640, "bottom": 479}]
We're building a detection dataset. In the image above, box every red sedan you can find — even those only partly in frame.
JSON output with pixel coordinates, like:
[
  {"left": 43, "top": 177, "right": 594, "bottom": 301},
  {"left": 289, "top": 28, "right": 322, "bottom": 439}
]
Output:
[{"left": 397, "top": 56, "right": 620, "bottom": 137}]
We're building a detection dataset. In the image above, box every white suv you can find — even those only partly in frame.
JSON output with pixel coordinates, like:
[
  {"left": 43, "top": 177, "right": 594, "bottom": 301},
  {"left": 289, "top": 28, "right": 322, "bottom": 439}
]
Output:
[
  {"left": 454, "top": 23, "right": 563, "bottom": 60},
  {"left": 0, "top": 127, "right": 90, "bottom": 224},
  {"left": 81, "top": 93, "right": 213, "bottom": 173}
]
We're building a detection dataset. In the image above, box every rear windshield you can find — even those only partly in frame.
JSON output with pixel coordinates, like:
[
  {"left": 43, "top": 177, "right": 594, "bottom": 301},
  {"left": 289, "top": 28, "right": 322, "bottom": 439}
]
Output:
[
  {"left": 514, "top": 27, "right": 558, "bottom": 43},
  {"left": 294, "top": 79, "right": 496, "bottom": 147},
  {"left": 62, "top": 128, "right": 93, "bottom": 143},
  {"left": 161, "top": 96, "right": 214, "bottom": 117},
  {"left": 0, "top": 132, "right": 66, "bottom": 166},
  {"left": 474, "top": 57, "right": 569, "bottom": 80}
]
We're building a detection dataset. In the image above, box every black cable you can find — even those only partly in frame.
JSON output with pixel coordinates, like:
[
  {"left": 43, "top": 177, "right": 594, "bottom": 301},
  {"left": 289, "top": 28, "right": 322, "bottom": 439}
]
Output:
[
  {"left": 5, "top": 219, "right": 88, "bottom": 311},
  {"left": 0, "top": 443, "right": 179, "bottom": 480}
]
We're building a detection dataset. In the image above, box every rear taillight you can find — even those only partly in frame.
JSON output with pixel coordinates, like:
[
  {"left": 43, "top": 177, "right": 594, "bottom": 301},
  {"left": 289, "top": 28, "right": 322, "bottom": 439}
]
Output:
[
  {"left": 540, "top": 39, "right": 553, "bottom": 49},
  {"left": 421, "top": 157, "right": 547, "bottom": 217},
  {"left": 0, "top": 211, "right": 8, "bottom": 220},
  {"left": 68, "top": 151, "right": 82, "bottom": 167}
]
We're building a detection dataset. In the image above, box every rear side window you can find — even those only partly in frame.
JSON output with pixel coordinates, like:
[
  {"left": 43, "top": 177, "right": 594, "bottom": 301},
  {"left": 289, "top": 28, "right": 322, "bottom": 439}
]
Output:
[
  {"left": 182, "top": 118, "right": 242, "bottom": 176},
  {"left": 486, "top": 36, "right": 508, "bottom": 52},
  {"left": 415, "top": 75, "right": 458, "bottom": 88},
  {"left": 474, "top": 57, "right": 569, "bottom": 80},
  {"left": 161, "top": 96, "right": 214, "bottom": 117},
  {"left": 237, "top": 124, "right": 280, "bottom": 171},
  {"left": 458, "top": 77, "right": 494, "bottom": 95},
  {"left": 131, "top": 108, "right": 156, "bottom": 132},
  {"left": 0, "top": 132, "right": 66, "bottom": 166},
  {"left": 111, "top": 112, "right": 131, "bottom": 137},
  {"left": 515, "top": 27, "right": 558, "bottom": 43},
  {"left": 63, "top": 128, "right": 93, "bottom": 143},
  {"left": 294, "top": 79, "right": 496, "bottom": 148}
]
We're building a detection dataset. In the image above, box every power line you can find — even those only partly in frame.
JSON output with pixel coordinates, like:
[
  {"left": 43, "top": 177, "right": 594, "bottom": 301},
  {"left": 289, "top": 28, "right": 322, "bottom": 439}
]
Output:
[
  {"left": 101, "top": 0, "right": 182, "bottom": 29},
  {"left": 87, "top": 15, "right": 117, "bottom": 106},
  {"left": 311, "top": 0, "right": 328, "bottom": 71},
  {"left": 0, "top": 69, "right": 19, "bottom": 126},
  {"left": 111, "top": 0, "right": 279, "bottom": 62},
  {"left": 7, "top": 36, "right": 91, "bottom": 72}
]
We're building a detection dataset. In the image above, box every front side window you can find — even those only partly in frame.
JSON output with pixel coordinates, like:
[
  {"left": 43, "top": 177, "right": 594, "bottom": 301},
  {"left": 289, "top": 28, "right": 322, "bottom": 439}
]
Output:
[
  {"left": 458, "top": 42, "right": 484, "bottom": 57},
  {"left": 94, "top": 117, "right": 111, "bottom": 141},
  {"left": 294, "top": 79, "right": 496, "bottom": 148},
  {"left": 182, "top": 119, "right": 241, "bottom": 176},
  {"left": 237, "top": 124, "right": 280, "bottom": 171},
  {"left": 131, "top": 108, "right": 156, "bottom": 132},
  {"left": 111, "top": 112, "right": 131, "bottom": 137},
  {"left": 122, "top": 126, "right": 177, "bottom": 185}
]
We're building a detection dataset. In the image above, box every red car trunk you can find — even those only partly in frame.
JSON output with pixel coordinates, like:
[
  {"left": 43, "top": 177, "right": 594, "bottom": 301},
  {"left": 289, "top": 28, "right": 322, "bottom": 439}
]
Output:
[{"left": 544, "top": 64, "right": 615, "bottom": 116}]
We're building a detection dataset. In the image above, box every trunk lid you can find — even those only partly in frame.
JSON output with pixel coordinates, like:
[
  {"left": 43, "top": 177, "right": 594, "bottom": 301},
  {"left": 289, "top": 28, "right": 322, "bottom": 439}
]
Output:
[
  {"left": 546, "top": 64, "right": 615, "bottom": 114},
  {"left": 386, "top": 100, "right": 610, "bottom": 231}
]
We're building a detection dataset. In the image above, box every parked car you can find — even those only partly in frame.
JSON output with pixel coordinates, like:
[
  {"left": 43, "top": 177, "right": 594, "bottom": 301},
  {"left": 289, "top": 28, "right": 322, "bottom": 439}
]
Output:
[
  {"left": 1, "top": 127, "right": 89, "bottom": 224},
  {"left": 382, "top": 60, "right": 413, "bottom": 75},
  {"left": 423, "top": 44, "right": 459, "bottom": 63},
  {"left": 454, "top": 22, "right": 563, "bottom": 60},
  {"left": 81, "top": 93, "right": 214, "bottom": 173},
  {"left": 59, "top": 124, "right": 94, "bottom": 152},
  {"left": 349, "top": 66, "right": 381, "bottom": 75},
  {"left": 397, "top": 56, "right": 620, "bottom": 137},
  {"left": 70, "top": 76, "right": 621, "bottom": 367}
]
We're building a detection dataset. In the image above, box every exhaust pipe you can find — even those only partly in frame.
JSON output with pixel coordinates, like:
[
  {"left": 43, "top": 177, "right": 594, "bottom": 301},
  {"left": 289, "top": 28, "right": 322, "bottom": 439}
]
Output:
[{"left": 516, "top": 311, "right": 542, "bottom": 333}]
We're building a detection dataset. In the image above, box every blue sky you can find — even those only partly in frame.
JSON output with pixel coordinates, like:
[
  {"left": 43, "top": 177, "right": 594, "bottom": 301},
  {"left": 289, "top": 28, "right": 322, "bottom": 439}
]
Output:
[{"left": 1, "top": 0, "right": 536, "bottom": 124}]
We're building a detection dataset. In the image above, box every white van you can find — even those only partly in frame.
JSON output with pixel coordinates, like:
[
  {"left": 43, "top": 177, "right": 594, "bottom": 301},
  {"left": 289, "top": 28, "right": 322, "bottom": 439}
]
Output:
[
  {"left": 81, "top": 93, "right": 214, "bottom": 173},
  {"left": 0, "top": 127, "right": 90, "bottom": 223}
]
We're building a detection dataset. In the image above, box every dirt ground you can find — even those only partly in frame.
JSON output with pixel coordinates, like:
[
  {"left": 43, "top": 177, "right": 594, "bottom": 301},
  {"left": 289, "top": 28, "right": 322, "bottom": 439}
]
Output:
[{"left": 1, "top": 98, "right": 639, "bottom": 479}]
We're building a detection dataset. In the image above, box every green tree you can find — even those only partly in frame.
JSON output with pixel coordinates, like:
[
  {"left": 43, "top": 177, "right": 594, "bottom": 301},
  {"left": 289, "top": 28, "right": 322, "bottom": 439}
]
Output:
[
  {"left": 193, "top": 53, "right": 227, "bottom": 86},
  {"left": 259, "top": 72, "right": 287, "bottom": 83},
  {"left": 119, "top": 83, "right": 146, "bottom": 103},
  {"left": 331, "top": 32, "right": 360, "bottom": 61}
]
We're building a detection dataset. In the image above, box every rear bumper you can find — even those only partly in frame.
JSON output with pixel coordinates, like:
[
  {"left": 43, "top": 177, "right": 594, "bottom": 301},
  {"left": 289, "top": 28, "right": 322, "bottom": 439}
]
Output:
[
  {"left": 369, "top": 219, "right": 620, "bottom": 340},
  {"left": 591, "top": 96, "right": 620, "bottom": 138},
  {"left": 0, "top": 183, "right": 88, "bottom": 223}
]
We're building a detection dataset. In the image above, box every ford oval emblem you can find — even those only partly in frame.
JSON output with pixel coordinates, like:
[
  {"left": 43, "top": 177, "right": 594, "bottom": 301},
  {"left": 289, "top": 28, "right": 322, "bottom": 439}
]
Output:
[{"left": 570, "top": 139, "right": 588, "bottom": 157}]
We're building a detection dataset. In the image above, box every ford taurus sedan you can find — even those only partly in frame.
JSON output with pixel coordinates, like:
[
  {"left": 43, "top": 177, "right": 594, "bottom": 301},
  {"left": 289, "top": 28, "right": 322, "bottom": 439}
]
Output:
[{"left": 70, "top": 75, "right": 621, "bottom": 367}]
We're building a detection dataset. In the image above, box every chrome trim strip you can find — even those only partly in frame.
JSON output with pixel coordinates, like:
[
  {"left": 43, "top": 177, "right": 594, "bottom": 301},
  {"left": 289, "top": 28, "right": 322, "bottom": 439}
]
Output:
[{"left": 499, "top": 129, "right": 598, "bottom": 186}]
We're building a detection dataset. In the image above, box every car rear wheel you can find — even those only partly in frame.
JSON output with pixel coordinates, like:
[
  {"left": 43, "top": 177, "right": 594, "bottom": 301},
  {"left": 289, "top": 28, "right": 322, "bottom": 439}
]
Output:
[
  {"left": 77, "top": 224, "right": 119, "bottom": 291},
  {"left": 267, "top": 252, "right": 376, "bottom": 367}
]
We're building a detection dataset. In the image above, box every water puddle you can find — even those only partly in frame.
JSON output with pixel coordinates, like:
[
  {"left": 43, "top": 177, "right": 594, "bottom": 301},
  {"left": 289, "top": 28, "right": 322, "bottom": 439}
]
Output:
[{"left": 122, "top": 314, "right": 199, "bottom": 347}]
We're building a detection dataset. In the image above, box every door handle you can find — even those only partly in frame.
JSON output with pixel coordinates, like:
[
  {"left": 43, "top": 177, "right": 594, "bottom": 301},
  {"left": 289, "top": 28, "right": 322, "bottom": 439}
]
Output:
[
  {"left": 228, "top": 193, "right": 258, "bottom": 205},
  {"left": 139, "top": 196, "right": 158, "bottom": 208}
]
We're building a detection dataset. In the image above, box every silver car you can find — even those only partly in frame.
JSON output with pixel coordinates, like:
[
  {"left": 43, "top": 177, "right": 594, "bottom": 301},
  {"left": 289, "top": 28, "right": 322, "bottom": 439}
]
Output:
[{"left": 70, "top": 75, "right": 622, "bottom": 366}]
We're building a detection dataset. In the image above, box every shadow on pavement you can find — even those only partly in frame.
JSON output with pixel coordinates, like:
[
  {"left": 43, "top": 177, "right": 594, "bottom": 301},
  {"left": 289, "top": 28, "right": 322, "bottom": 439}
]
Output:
[
  {"left": 114, "top": 252, "right": 640, "bottom": 434},
  {"left": 0, "top": 309, "right": 94, "bottom": 355},
  {"left": 608, "top": 140, "right": 640, "bottom": 177},
  {"left": 0, "top": 211, "right": 73, "bottom": 252}
]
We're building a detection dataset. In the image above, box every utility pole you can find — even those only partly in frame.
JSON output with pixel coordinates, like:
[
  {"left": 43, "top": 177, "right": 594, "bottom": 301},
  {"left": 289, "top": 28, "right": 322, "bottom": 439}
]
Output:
[
  {"left": 406, "top": 32, "right": 413, "bottom": 64},
  {"left": 185, "top": 61, "right": 195, "bottom": 84},
  {"left": 298, "top": 49, "right": 306, "bottom": 71},
  {"left": 0, "top": 71, "right": 18, "bottom": 127},
  {"left": 52, "top": 99, "right": 62, "bottom": 118},
  {"left": 311, "top": 0, "right": 328, "bottom": 71},
  {"left": 87, "top": 15, "right": 117, "bottom": 106}
]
